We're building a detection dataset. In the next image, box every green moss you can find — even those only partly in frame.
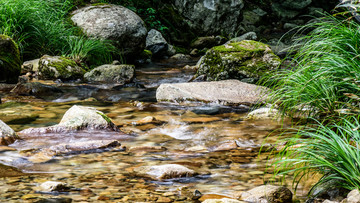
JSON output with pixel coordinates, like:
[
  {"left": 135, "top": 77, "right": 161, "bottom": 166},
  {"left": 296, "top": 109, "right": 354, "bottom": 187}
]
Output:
[
  {"left": 141, "top": 49, "right": 152, "bottom": 59},
  {"left": 0, "top": 35, "right": 21, "bottom": 83},
  {"left": 174, "top": 46, "right": 188, "bottom": 54},
  {"left": 40, "top": 56, "right": 85, "bottom": 80},
  {"left": 212, "top": 40, "right": 267, "bottom": 54}
]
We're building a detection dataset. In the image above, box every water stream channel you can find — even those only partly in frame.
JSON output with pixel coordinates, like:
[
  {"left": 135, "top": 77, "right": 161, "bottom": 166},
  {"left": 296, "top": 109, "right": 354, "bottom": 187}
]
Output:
[{"left": 0, "top": 58, "right": 306, "bottom": 202}]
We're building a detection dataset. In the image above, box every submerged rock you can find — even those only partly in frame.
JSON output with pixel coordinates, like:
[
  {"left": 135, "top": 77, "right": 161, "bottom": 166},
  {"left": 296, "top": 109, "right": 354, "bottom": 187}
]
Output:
[
  {"left": 71, "top": 4, "right": 147, "bottom": 57},
  {"left": 245, "top": 108, "right": 280, "bottom": 120},
  {"left": 134, "top": 164, "right": 197, "bottom": 180},
  {"left": 40, "top": 181, "right": 69, "bottom": 192},
  {"left": 195, "top": 40, "right": 280, "bottom": 83},
  {"left": 0, "top": 163, "right": 24, "bottom": 177},
  {"left": 0, "top": 34, "right": 21, "bottom": 83},
  {"left": 38, "top": 55, "right": 85, "bottom": 81},
  {"left": 240, "top": 185, "right": 293, "bottom": 203},
  {"left": 84, "top": 64, "right": 135, "bottom": 84},
  {"left": 156, "top": 80, "right": 268, "bottom": 105},
  {"left": 10, "top": 82, "right": 63, "bottom": 97},
  {"left": 202, "top": 198, "right": 244, "bottom": 203},
  {"left": 0, "top": 119, "right": 19, "bottom": 145},
  {"left": 19, "top": 105, "right": 118, "bottom": 136}
]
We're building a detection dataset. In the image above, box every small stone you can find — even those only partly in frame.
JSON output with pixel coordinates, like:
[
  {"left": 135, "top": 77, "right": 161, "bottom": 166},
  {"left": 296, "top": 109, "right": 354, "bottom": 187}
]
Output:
[{"left": 40, "top": 181, "right": 69, "bottom": 192}]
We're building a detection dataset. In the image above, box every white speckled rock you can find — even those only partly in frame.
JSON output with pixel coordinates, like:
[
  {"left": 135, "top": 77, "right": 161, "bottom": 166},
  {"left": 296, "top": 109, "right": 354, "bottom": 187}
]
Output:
[
  {"left": 156, "top": 80, "right": 268, "bottom": 105},
  {"left": 71, "top": 4, "right": 147, "bottom": 57}
]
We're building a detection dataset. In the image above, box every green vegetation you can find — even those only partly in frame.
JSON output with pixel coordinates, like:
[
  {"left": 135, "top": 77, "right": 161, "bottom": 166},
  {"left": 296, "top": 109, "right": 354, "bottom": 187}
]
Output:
[
  {"left": 266, "top": 1, "right": 360, "bottom": 195},
  {"left": 0, "top": 0, "right": 116, "bottom": 67}
]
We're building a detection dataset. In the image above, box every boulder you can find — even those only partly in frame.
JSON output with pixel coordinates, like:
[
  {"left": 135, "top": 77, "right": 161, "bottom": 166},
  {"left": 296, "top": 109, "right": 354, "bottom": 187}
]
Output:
[
  {"left": 71, "top": 4, "right": 147, "bottom": 57},
  {"left": 191, "top": 36, "right": 226, "bottom": 49},
  {"left": 84, "top": 64, "right": 135, "bottom": 84},
  {"left": 156, "top": 80, "right": 268, "bottom": 105},
  {"left": 134, "top": 164, "right": 196, "bottom": 180},
  {"left": 19, "top": 105, "right": 118, "bottom": 135},
  {"left": 245, "top": 108, "right": 280, "bottom": 120},
  {"left": 240, "top": 185, "right": 293, "bottom": 203},
  {"left": 38, "top": 55, "right": 85, "bottom": 81},
  {"left": 173, "top": 0, "right": 244, "bottom": 35},
  {"left": 0, "top": 120, "right": 19, "bottom": 145},
  {"left": 146, "top": 29, "right": 168, "bottom": 57},
  {"left": 0, "top": 35, "right": 21, "bottom": 83},
  {"left": 195, "top": 40, "right": 280, "bottom": 83}
]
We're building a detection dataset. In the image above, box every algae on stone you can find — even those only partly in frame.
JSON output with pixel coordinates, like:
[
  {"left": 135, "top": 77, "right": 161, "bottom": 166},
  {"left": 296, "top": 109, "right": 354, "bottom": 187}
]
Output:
[
  {"left": 196, "top": 40, "right": 280, "bottom": 83},
  {"left": 0, "top": 35, "right": 21, "bottom": 83}
]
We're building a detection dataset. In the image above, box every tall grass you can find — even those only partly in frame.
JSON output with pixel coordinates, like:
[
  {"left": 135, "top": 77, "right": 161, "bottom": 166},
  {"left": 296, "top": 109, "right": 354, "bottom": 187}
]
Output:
[
  {"left": 273, "top": 117, "right": 360, "bottom": 193},
  {"left": 0, "top": 0, "right": 116, "bottom": 67},
  {"left": 264, "top": 15, "right": 360, "bottom": 119}
]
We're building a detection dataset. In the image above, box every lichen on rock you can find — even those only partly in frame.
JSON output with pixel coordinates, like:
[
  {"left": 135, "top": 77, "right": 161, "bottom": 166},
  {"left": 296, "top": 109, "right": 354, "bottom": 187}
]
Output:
[
  {"left": 195, "top": 40, "right": 281, "bottom": 83},
  {"left": 0, "top": 35, "right": 21, "bottom": 83}
]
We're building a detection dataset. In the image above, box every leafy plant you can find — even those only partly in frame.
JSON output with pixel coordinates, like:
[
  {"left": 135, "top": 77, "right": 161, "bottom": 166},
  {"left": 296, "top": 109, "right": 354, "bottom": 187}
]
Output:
[
  {"left": 272, "top": 117, "right": 360, "bottom": 193},
  {"left": 263, "top": 14, "right": 360, "bottom": 119}
]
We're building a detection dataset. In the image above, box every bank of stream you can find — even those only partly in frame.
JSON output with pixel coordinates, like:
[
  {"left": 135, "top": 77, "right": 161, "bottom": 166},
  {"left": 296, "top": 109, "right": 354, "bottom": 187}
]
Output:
[{"left": 0, "top": 59, "right": 306, "bottom": 202}]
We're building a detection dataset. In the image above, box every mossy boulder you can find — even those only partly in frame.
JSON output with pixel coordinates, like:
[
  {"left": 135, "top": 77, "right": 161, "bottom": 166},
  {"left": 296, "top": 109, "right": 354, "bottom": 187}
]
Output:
[
  {"left": 84, "top": 64, "right": 135, "bottom": 84},
  {"left": 0, "top": 35, "right": 21, "bottom": 83},
  {"left": 195, "top": 40, "right": 281, "bottom": 83},
  {"left": 38, "top": 55, "right": 85, "bottom": 81}
]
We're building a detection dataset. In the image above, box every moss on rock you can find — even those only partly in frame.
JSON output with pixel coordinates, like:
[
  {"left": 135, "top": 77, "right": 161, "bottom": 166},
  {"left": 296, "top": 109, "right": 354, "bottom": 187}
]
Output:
[
  {"left": 196, "top": 40, "right": 281, "bottom": 83},
  {"left": 0, "top": 35, "right": 21, "bottom": 83},
  {"left": 38, "top": 55, "right": 85, "bottom": 81}
]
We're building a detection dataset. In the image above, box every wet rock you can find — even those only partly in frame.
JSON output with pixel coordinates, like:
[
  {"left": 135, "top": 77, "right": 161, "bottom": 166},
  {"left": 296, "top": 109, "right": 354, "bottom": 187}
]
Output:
[
  {"left": 213, "top": 140, "right": 238, "bottom": 151},
  {"left": 40, "top": 181, "right": 69, "bottom": 192},
  {"left": 173, "top": 0, "right": 244, "bottom": 35},
  {"left": 0, "top": 34, "right": 21, "bottom": 83},
  {"left": 128, "top": 146, "right": 166, "bottom": 153},
  {"left": 131, "top": 116, "right": 165, "bottom": 126},
  {"left": 240, "top": 185, "right": 293, "bottom": 203},
  {"left": 19, "top": 105, "right": 118, "bottom": 135},
  {"left": 245, "top": 108, "right": 280, "bottom": 120},
  {"left": 191, "top": 105, "right": 221, "bottom": 115},
  {"left": 134, "top": 164, "right": 197, "bottom": 180},
  {"left": 146, "top": 29, "right": 168, "bottom": 57},
  {"left": 226, "top": 32, "right": 258, "bottom": 44},
  {"left": 343, "top": 189, "right": 360, "bottom": 203},
  {"left": 0, "top": 163, "right": 24, "bottom": 177},
  {"left": 191, "top": 36, "right": 226, "bottom": 49},
  {"left": 10, "top": 82, "right": 63, "bottom": 97},
  {"left": 181, "top": 117, "right": 222, "bottom": 123},
  {"left": 71, "top": 4, "right": 147, "bottom": 57},
  {"left": 28, "top": 140, "right": 121, "bottom": 163},
  {"left": 156, "top": 80, "right": 268, "bottom": 105},
  {"left": 202, "top": 198, "right": 244, "bottom": 203},
  {"left": 0, "top": 145, "right": 16, "bottom": 152},
  {"left": 195, "top": 40, "right": 280, "bottom": 83},
  {"left": 170, "top": 54, "right": 192, "bottom": 61},
  {"left": 38, "top": 55, "right": 85, "bottom": 81},
  {"left": 0, "top": 119, "right": 19, "bottom": 145},
  {"left": 35, "top": 198, "right": 72, "bottom": 203},
  {"left": 22, "top": 59, "right": 40, "bottom": 74},
  {"left": 84, "top": 64, "right": 135, "bottom": 84},
  {"left": 199, "top": 194, "right": 235, "bottom": 202}
]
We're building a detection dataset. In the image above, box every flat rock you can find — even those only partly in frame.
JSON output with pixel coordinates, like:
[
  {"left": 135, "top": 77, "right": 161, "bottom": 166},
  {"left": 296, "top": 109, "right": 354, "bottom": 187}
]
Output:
[
  {"left": 134, "top": 164, "right": 196, "bottom": 180},
  {"left": 240, "top": 185, "right": 293, "bottom": 203},
  {"left": 156, "top": 80, "right": 268, "bottom": 105}
]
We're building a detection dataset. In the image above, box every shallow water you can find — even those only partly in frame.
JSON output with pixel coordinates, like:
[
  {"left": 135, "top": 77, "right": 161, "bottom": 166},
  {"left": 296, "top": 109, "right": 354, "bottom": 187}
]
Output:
[{"left": 0, "top": 59, "right": 308, "bottom": 202}]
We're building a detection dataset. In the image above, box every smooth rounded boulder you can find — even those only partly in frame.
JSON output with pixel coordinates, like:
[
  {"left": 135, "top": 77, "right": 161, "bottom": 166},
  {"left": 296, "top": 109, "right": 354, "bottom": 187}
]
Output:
[
  {"left": 0, "top": 120, "right": 19, "bottom": 145},
  {"left": 195, "top": 40, "right": 280, "bottom": 83},
  {"left": 71, "top": 4, "right": 147, "bottom": 57},
  {"left": 0, "top": 35, "right": 21, "bottom": 83}
]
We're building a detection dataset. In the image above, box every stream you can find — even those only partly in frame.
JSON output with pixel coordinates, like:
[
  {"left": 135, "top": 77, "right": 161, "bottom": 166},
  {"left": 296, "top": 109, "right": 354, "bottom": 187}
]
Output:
[{"left": 0, "top": 58, "right": 306, "bottom": 202}]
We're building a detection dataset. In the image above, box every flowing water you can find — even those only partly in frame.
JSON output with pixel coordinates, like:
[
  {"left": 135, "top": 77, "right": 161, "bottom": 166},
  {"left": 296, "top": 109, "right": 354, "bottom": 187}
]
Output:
[{"left": 0, "top": 59, "right": 307, "bottom": 202}]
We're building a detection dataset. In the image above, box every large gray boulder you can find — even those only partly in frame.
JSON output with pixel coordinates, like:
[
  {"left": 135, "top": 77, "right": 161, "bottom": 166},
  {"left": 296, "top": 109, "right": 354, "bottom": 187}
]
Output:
[
  {"left": 0, "top": 35, "right": 21, "bottom": 83},
  {"left": 156, "top": 80, "right": 268, "bottom": 105},
  {"left": 195, "top": 40, "right": 280, "bottom": 83},
  {"left": 146, "top": 29, "right": 168, "bottom": 57},
  {"left": 38, "top": 55, "right": 85, "bottom": 81},
  {"left": 84, "top": 64, "right": 135, "bottom": 84},
  {"left": 19, "top": 105, "right": 118, "bottom": 136},
  {"left": 71, "top": 4, "right": 147, "bottom": 57},
  {"left": 0, "top": 120, "right": 19, "bottom": 145},
  {"left": 173, "top": 0, "right": 244, "bottom": 35}
]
